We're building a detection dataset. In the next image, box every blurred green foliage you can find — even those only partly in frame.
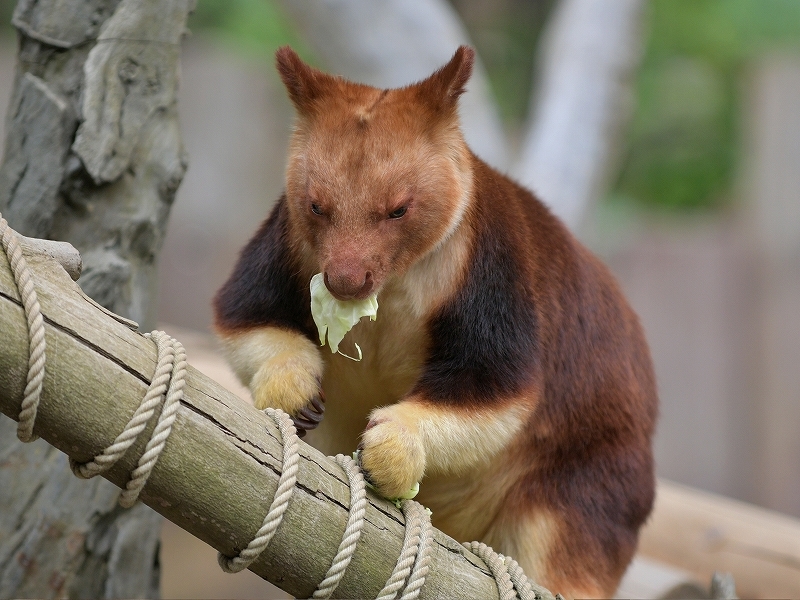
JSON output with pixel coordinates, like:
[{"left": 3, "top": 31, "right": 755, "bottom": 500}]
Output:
[
  {"left": 188, "top": 0, "right": 311, "bottom": 62},
  {"left": 0, "top": 0, "right": 15, "bottom": 37},
  {"left": 614, "top": 0, "right": 800, "bottom": 211}
]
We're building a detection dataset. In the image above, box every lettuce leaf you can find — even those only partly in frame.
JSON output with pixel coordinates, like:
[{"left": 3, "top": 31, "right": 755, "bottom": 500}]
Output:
[{"left": 310, "top": 273, "right": 378, "bottom": 359}]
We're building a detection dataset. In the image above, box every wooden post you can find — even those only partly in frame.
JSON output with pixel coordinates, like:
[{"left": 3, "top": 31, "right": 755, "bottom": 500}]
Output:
[{"left": 0, "top": 246, "right": 553, "bottom": 600}]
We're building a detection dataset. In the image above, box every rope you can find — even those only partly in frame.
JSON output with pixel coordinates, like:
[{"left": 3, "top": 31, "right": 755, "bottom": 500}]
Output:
[
  {"left": 120, "top": 332, "right": 186, "bottom": 507},
  {"left": 0, "top": 214, "right": 46, "bottom": 443},
  {"left": 463, "top": 542, "right": 540, "bottom": 600},
  {"left": 68, "top": 330, "right": 186, "bottom": 507},
  {"left": 396, "top": 500, "right": 433, "bottom": 600},
  {"left": 1, "top": 215, "right": 544, "bottom": 599},
  {"left": 218, "top": 407, "right": 300, "bottom": 573},
  {"left": 376, "top": 500, "right": 433, "bottom": 600},
  {"left": 312, "top": 454, "right": 368, "bottom": 599}
]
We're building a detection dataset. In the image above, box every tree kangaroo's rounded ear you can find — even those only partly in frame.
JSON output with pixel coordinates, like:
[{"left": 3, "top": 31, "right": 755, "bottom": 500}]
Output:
[
  {"left": 414, "top": 46, "right": 475, "bottom": 114},
  {"left": 275, "top": 46, "right": 334, "bottom": 116}
]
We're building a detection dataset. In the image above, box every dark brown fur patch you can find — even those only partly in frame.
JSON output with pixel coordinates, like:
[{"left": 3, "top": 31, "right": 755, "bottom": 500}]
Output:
[
  {"left": 213, "top": 197, "right": 315, "bottom": 340},
  {"left": 413, "top": 164, "right": 539, "bottom": 404}
]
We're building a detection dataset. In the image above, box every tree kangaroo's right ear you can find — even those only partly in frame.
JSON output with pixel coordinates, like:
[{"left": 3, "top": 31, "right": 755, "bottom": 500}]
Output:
[{"left": 275, "top": 46, "right": 336, "bottom": 116}]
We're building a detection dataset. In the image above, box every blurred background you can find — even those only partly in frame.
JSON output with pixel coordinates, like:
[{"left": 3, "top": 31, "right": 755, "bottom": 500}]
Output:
[{"left": 0, "top": 0, "right": 798, "bottom": 597}]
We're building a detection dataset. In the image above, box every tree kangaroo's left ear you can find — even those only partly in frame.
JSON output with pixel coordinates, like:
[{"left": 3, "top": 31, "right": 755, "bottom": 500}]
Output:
[{"left": 414, "top": 46, "right": 475, "bottom": 114}]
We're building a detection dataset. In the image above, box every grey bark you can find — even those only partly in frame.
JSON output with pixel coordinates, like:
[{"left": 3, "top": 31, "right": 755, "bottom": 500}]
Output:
[
  {"left": 276, "top": 0, "right": 509, "bottom": 170},
  {"left": 0, "top": 0, "right": 193, "bottom": 597},
  {"left": 514, "top": 0, "right": 645, "bottom": 230},
  {"left": 0, "top": 251, "right": 557, "bottom": 600}
]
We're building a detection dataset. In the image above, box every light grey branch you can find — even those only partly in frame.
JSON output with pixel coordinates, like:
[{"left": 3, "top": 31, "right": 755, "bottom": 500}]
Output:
[{"left": 514, "top": 0, "right": 645, "bottom": 230}]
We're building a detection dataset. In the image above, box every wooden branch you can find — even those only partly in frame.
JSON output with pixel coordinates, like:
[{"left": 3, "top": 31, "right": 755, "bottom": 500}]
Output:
[
  {"left": 640, "top": 480, "right": 800, "bottom": 599},
  {"left": 17, "top": 236, "right": 82, "bottom": 281},
  {"left": 0, "top": 250, "right": 543, "bottom": 600}
]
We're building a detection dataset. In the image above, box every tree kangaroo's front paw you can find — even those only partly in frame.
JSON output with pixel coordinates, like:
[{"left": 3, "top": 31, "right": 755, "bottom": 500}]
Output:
[
  {"left": 250, "top": 358, "right": 325, "bottom": 437},
  {"left": 358, "top": 416, "right": 425, "bottom": 499}
]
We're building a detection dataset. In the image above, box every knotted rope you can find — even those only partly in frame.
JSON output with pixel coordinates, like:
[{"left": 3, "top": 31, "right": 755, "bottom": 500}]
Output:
[{"left": 1, "top": 214, "right": 543, "bottom": 600}]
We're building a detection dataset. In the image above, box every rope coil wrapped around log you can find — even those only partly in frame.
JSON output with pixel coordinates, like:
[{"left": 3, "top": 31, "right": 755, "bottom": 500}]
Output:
[{"left": 0, "top": 213, "right": 546, "bottom": 600}]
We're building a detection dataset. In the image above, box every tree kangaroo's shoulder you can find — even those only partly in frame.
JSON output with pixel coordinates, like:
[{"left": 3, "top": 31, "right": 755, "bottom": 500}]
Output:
[{"left": 214, "top": 196, "right": 312, "bottom": 335}]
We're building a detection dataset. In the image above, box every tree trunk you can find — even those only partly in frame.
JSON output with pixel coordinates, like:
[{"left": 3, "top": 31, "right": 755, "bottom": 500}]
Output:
[{"left": 0, "top": 0, "right": 193, "bottom": 597}]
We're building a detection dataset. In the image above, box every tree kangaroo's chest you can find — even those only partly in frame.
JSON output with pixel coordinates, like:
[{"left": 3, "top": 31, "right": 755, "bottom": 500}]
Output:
[{"left": 306, "top": 290, "right": 431, "bottom": 456}]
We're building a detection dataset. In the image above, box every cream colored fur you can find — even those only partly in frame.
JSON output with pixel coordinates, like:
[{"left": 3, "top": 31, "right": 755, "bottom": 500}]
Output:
[
  {"left": 217, "top": 327, "right": 323, "bottom": 412},
  {"left": 302, "top": 199, "right": 476, "bottom": 454},
  {"left": 483, "top": 509, "right": 559, "bottom": 590},
  {"left": 361, "top": 400, "right": 531, "bottom": 497}
]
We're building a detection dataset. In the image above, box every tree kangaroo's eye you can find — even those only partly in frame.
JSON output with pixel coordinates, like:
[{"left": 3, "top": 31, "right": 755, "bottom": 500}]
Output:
[
  {"left": 311, "top": 203, "right": 323, "bottom": 216},
  {"left": 388, "top": 206, "right": 407, "bottom": 219}
]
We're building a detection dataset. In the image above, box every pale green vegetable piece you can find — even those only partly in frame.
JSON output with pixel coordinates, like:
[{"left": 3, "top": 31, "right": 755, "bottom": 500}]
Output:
[
  {"left": 387, "top": 481, "right": 420, "bottom": 509},
  {"left": 310, "top": 273, "right": 378, "bottom": 358},
  {"left": 352, "top": 450, "right": 423, "bottom": 509}
]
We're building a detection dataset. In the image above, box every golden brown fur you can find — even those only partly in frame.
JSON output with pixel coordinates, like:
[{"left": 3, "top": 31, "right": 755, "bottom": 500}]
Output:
[{"left": 214, "top": 46, "right": 658, "bottom": 598}]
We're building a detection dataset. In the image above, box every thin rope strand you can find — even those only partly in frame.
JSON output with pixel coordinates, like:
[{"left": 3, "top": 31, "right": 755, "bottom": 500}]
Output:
[
  {"left": 218, "top": 408, "right": 300, "bottom": 574},
  {"left": 376, "top": 499, "right": 424, "bottom": 600},
  {"left": 0, "top": 214, "right": 46, "bottom": 443},
  {"left": 503, "top": 553, "right": 540, "bottom": 600},
  {"left": 70, "top": 331, "right": 175, "bottom": 480},
  {"left": 464, "top": 541, "right": 524, "bottom": 600},
  {"left": 312, "top": 453, "right": 368, "bottom": 599},
  {"left": 398, "top": 500, "right": 433, "bottom": 600},
  {"left": 119, "top": 332, "right": 187, "bottom": 507}
]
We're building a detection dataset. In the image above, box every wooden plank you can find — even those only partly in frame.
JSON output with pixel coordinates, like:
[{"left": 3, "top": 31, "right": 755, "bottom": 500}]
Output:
[
  {"left": 639, "top": 479, "right": 800, "bottom": 598},
  {"left": 0, "top": 249, "right": 525, "bottom": 600}
]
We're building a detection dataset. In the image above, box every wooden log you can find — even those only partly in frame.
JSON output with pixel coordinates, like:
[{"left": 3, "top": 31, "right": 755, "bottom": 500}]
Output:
[
  {"left": 17, "top": 236, "right": 82, "bottom": 281},
  {"left": 0, "top": 248, "right": 547, "bottom": 599},
  {"left": 639, "top": 480, "right": 800, "bottom": 598}
]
